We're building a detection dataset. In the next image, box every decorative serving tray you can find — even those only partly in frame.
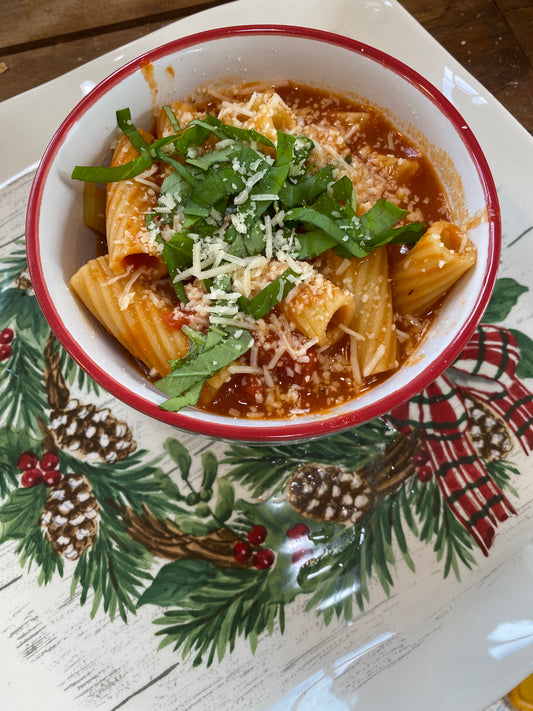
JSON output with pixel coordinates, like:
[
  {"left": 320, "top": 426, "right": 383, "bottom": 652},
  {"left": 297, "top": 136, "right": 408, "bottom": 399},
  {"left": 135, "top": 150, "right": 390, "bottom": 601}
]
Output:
[{"left": 1, "top": 1, "right": 533, "bottom": 709}]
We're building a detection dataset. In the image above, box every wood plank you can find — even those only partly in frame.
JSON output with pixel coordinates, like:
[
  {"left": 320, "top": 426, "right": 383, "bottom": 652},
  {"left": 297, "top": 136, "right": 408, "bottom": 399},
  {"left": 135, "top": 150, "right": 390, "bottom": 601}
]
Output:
[
  {"left": 494, "top": 0, "right": 533, "bottom": 65},
  {"left": 0, "top": 21, "right": 172, "bottom": 102},
  {"left": 0, "top": 0, "right": 228, "bottom": 48},
  {"left": 399, "top": 0, "right": 533, "bottom": 133}
]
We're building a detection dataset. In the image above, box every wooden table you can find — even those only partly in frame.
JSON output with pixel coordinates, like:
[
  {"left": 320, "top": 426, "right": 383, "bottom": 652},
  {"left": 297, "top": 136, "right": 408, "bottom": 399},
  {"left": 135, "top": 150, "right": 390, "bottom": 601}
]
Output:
[{"left": 1, "top": 0, "right": 532, "bottom": 135}]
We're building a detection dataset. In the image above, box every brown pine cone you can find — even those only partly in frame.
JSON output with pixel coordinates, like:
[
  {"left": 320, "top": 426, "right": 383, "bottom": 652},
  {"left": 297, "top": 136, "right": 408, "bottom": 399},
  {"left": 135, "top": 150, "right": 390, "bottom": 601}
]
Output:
[
  {"left": 49, "top": 399, "right": 137, "bottom": 463},
  {"left": 286, "top": 463, "right": 374, "bottom": 525},
  {"left": 40, "top": 474, "right": 99, "bottom": 560},
  {"left": 15, "top": 269, "right": 34, "bottom": 293},
  {"left": 464, "top": 394, "right": 513, "bottom": 461}
]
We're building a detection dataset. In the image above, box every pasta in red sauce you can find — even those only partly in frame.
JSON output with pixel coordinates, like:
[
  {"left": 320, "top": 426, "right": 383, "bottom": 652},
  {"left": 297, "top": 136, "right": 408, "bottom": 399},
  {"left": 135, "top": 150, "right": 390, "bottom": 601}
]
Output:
[{"left": 70, "top": 82, "right": 477, "bottom": 419}]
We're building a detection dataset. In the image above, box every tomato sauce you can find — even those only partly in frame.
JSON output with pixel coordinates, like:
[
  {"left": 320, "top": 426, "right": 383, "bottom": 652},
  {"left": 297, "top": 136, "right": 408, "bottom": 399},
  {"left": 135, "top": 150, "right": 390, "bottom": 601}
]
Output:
[{"left": 193, "top": 83, "right": 453, "bottom": 419}]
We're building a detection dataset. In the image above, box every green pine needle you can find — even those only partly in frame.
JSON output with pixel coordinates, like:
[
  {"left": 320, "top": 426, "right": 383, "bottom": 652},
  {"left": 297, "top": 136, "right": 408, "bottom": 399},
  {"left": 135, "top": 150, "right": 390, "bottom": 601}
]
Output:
[
  {"left": 0, "top": 327, "right": 49, "bottom": 435},
  {"left": 148, "top": 560, "right": 281, "bottom": 667},
  {"left": 71, "top": 510, "right": 153, "bottom": 623},
  {"left": 223, "top": 419, "right": 397, "bottom": 498}
]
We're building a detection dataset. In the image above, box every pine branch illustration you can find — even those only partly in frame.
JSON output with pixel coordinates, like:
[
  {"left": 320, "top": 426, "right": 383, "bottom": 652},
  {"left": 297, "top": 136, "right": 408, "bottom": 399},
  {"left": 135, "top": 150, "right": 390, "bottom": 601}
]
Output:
[
  {"left": 59, "top": 345, "right": 100, "bottom": 397},
  {"left": 486, "top": 458, "right": 521, "bottom": 499},
  {"left": 0, "top": 241, "right": 29, "bottom": 288},
  {"left": 0, "top": 329, "right": 49, "bottom": 434},
  {"left": 125, "top": 503, "right": 253, "bottom": 569},
  {"left": 18, "top": 526, "right": 66, "bottom": 585},
  {"left": 0, "top": 485, "right": 65, "bottom": 584},
  {"left": 412, "top": 475, "right": 477, "bottom": 579},
  {"left": 223, "top": 419, "right": 398, "bottom": 497},
  {"left": 145, "top": 561, "right": 281, "bottom": 667},
  {"left": 297, "top": 477, "right": 419, "bottom": 623},
  {"left": 70, "top": 449, "right": 183, "bottom": 520},
  {"left": 49, "top": 449, "right": 188, "bottom": 621},
  {"left": 71, "top": 508, "right": 153, "bottom": 623}
]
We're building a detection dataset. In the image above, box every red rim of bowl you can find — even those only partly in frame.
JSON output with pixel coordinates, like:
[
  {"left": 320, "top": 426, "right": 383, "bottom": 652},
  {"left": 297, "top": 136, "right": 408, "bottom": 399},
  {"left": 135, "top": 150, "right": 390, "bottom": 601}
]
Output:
[{"left": 26, "top": 24, "right": 501, "bottom": 443}]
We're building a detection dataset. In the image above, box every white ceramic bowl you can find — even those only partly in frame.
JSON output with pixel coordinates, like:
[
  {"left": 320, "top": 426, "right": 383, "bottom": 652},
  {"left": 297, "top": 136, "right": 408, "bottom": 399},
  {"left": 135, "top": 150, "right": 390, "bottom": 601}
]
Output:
[{"left": 26, "top": 25, "right": 500, "bottom": 442}]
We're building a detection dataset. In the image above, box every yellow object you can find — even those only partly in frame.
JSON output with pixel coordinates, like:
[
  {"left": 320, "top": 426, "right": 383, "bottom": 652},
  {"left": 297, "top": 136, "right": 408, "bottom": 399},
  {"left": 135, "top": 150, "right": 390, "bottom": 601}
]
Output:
[{"left": 509, "top": 673, "right": 533, "bottom": 710}]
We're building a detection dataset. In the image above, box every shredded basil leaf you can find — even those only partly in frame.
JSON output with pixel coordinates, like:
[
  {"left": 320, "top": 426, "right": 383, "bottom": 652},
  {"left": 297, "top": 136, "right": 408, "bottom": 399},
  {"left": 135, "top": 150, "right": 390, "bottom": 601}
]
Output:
[
  {"left": 71, "top": 152, "right": 152, "bottom": 183},
  {"left": 156, "top": 325, "right": 253, "bottom": 409},
  {"left": 162, "top": 105, "right": 181, "bottom": 132},
  {"left": 116, "top": 108, "right": 151, "bottom": 153},
  {"left": 238, "top": 268, "right": 301, "bottom": 319}
]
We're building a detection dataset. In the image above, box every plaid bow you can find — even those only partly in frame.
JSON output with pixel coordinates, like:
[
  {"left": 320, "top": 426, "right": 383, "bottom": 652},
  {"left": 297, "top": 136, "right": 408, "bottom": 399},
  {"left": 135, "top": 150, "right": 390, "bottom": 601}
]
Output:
[
  {"left": 386, "top": 325, "right": 533, "bottom": 555},
  {"left": 451, "top": 325, "right": 533, "bottom": 453}
]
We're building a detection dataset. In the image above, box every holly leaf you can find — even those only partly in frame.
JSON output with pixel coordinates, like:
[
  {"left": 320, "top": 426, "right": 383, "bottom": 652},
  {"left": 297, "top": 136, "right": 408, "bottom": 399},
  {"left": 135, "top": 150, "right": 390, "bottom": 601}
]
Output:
[
  {"left": 482, "top": 277, "right": 528, "bottom": 323},
  {"left": 213, "top": 478, "right": 235, "bottom": 523},
  {"left": 0, "top": 287, "right": 49, "bottom": 339},
  {"left": 137, "top": 559, "right": 218, "bottom": 608},
  {"left": 163, "top": 438, "right": 192, "bottom": 481},
  {"left": 150, "top": 563, "right": 275, "bottom": 667},
  {"left": 153, "top": 467, "right": 184, "bottom": 502},
  {"left": 234, "top": 497, "right": 340, "bottom": 605},
  {"left": 0, "top": 486, "right": 47, "bottom": 542},
  {"left": 200, "top": 451, "right": 218, "bottom": 493}
]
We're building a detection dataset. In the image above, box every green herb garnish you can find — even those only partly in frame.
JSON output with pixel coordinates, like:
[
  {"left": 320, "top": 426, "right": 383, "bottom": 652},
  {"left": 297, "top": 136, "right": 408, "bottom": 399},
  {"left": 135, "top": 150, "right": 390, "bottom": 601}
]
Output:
[
  {"left": 73, "top": 106, "right": 426, "bottom": 412},
  {"left": 155, "top": 324, "right": 254, "bottom": 410}
]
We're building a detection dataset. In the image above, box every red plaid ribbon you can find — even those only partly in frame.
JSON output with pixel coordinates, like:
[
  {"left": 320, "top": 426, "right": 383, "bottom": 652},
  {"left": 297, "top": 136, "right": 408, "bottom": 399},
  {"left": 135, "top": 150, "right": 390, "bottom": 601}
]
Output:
[
  {"left": 386, "top": 324, "right": 533, "bottom": 555},
  {"left": 451, "top": 325, "right": 533, "bottom": 453}
]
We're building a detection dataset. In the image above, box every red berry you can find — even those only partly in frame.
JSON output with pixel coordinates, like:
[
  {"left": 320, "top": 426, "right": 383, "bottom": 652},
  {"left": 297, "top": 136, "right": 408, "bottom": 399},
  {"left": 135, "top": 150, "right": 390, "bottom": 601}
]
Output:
[
  {"left": 40, "top": 452, "right": 59, "bottom": 471},
  {"left": 291, "top": 548, "right": 313, "bottom": 565},
  {"left": 43, "top": 470, "right": 62, "bottom": 488},
  {"left": 17, "top": 451, "right": 39, "bottom": 471},
  {"left": 247, "top": 525, "right": 268, "bottom": 545},
  {"left": 0, "top": 344, "right": 12, "bottom": 361},
  {"left": 417, "top": 465, "right": 433, "bottom": 483},
  {"left": 286, "top": 523, "right": 310, "bottom": 539},
  {"left": 0, "top": 328, "right": 14, "bottom": 344},
  {"left": 413, "top": 449, "right": 430, "bottom": 466},
  {"left": 233, "top": 541, "right": 253, "bottom": 562},
  {"left": 20, "top": 468, "right": 43, "bottom": 488},
  {"left": 254, "top": 549, "right": 275, "bottom": 570}
]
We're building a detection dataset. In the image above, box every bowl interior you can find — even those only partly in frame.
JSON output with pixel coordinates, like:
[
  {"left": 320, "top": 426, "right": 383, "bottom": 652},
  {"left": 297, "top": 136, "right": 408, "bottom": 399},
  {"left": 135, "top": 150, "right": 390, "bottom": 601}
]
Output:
[{"left": 27, "top": 26, "right": 499, "bottom": 442}]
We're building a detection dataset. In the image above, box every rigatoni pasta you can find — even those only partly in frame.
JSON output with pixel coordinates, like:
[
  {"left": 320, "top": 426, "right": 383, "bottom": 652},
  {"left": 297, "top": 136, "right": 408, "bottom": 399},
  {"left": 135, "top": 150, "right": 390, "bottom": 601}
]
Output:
[
  {"left": 317, "top": 248, "right": 398, "bottom": 377},
  {"left": 70, "top": 82, "right": 477, "bottom": 419},
  {"left": 280, "top": 271, "right": 356, "bottom": 347},
  {"left": 70, "top": 255, "right": 189, "bottom": 376},
  {"left": 392, "top": 221, "right": 477, "bottom": 315},
  {"left": 106, "top": 130, "right": 168, "bottom": 278}
]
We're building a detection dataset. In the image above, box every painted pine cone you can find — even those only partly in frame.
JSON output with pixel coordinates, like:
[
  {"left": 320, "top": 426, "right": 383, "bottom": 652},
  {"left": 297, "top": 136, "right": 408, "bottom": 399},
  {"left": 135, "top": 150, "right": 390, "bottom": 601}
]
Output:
[
  {"left": 15, "top": 269, "right": 33, "bottom": 293},
  {"left": 286, "top": 463, "right": 374, "bottom": 525},
  {"left": 464, "top": 394, "right": 513, "bottom": 461},
  {"left": 40, "top": 474, "right": 99, "bottom": 560},
  {"left": 49, "top": 399, "right": 136, "bottom": 463}
]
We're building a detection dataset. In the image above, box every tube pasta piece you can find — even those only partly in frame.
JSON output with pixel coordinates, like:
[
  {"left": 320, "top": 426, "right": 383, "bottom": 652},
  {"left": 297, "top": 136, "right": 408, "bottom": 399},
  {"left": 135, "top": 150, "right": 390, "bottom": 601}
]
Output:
[
  {"left": 318, "top": 248, "right": 398, "bottom": 376},
  {"left": 199, "top": 365, "right": 233, "bottom": 406},
  {"left": 218, "top": 91, "right": 298, "bottom": 142},
  {"left": 371, "top": 153, "right": 420, "bottom": 183},
  {"left": 281, "top": 271, "right": 355, "bottom": 347},
  {"left": 155, "top": 101, "right": 204, "bottom": 138},
  {"left": 106, "top": 130, "right": 167, "bottom": 278},
  {"left": 392, "top": 221, "right": 477, "bottom": 315},
  {"left": 70, "top": 255, "right": 189, "bottom": 377},
  {"left": 82, "top": 182, "right": 106, "bottom": 235}
]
